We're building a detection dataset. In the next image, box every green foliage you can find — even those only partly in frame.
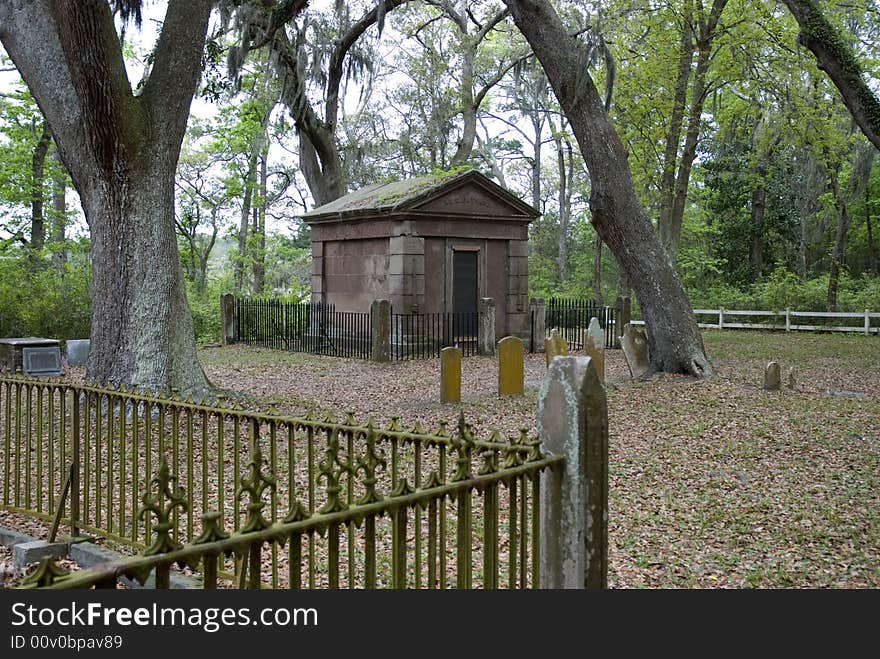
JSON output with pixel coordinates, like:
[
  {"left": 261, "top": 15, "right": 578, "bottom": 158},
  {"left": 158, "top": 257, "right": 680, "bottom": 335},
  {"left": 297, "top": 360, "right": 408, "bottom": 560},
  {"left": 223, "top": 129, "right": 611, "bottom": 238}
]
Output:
[
  {"left": 186, "top": 279, "right": 223, "bottom": 346},
  {"left": 0, "top": 246, "right": 91, "bottom": 340},
  {"left": 687, "top": 266, "right": 880, "bottom": 312}
]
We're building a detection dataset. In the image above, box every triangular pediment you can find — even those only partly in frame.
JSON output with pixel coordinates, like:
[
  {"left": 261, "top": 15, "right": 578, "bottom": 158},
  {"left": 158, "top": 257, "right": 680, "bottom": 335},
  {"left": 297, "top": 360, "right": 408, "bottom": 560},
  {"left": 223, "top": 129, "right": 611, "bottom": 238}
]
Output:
[{"left": 412, "top": 180, "right": 525, "bottom": 216}]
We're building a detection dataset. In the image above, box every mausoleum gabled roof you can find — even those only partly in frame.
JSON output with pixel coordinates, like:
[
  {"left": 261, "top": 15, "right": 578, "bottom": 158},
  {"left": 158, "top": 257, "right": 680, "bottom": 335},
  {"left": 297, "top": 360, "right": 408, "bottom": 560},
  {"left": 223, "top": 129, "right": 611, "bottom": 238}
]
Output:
[{"left": 300, "top": 169, "right": 538, "bottom": 223}]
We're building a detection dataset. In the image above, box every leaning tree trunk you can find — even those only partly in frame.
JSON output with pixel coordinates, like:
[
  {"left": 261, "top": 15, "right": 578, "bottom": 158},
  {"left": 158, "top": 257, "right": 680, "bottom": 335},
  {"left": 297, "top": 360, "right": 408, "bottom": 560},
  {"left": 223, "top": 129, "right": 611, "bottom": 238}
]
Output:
[{"left": 503, "top": 0, "right": 711, "bottom": 376}]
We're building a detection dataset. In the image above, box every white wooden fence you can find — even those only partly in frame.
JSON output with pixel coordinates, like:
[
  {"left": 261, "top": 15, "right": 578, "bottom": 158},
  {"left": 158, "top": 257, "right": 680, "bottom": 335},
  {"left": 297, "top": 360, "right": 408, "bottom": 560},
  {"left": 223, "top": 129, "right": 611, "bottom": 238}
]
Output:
[{"left": 631, "top": 308, "right": 880, "bottom": 335}]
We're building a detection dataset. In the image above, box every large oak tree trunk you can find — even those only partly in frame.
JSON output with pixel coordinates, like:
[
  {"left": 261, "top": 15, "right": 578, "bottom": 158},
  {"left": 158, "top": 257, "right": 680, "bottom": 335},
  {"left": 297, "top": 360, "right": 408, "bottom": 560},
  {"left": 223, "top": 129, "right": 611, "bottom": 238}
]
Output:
[
  {"left": 503, "top": 0, "right": 711, "bottom": 376},
  {"left": 0, "top": 0, "right": 212, "bottom": 396},
  {"left": 86, "top": 156, "right": 205, "bottom": 394}
]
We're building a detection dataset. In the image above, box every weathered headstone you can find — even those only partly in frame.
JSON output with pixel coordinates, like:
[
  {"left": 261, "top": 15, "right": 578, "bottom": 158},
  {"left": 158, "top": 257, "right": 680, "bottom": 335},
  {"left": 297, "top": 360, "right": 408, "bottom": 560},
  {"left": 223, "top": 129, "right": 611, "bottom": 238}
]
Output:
[
  {"left": 583, "top": 317, "right": 605, "bottom": 381},
  {"left": 65, "top": 339, "right": 90, "bottom": 367},
  {"left": 786, "top": 367, "right": 797, "bottom": 390},
  {"left": 544, "top": 329, "right": 569, "bottom": 367},
  {"left": 220, "top": 293, "right": 235, "bottom": 345},
  {"left": 478, "top": 297, "right": 496, "bottom": 356},
  {"left": 440, "top": 347, "right": 462, "bottom": 403},
  {"left": 497, "top": 336, "right": 524, "bottom": 396},
  {"left": 620, "top": 324, "right": 650, "bottom": 379},
  {"left": 370, "top": 299, "right": 391, "bottom": 363},
  {"left": 536, "top": 355, "right": 608, "bottom": 589},
  {"left": 614, "top": 296, "right": 631, "bottom": 349},
  {"left": 764, "top": 361, "right": 781, "bottom": 390}
]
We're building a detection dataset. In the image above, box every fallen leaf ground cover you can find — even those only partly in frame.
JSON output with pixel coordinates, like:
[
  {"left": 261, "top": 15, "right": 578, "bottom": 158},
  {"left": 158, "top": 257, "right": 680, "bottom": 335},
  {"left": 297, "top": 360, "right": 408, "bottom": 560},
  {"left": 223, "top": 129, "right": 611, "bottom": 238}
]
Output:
[
  {"left": 197, "top": 330, "right": 880, "bottom": 588},
  {"left": 1, "top": 330, "right": 877, "bottom": 588}
]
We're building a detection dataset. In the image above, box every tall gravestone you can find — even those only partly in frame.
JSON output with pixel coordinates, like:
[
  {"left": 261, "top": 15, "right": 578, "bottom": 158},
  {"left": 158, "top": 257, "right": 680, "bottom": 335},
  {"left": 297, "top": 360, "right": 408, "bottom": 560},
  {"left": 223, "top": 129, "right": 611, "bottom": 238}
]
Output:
[
  {"left": 615, "top": 296, "right": 631, "bottom": 349},
  {"left": 370, "top": 299, "right": 391, "bottom": 363},
  {"left": 440, "top": 346, "right": 462, "bottom": 403},
  {"left": 536, "top": 355, "right": 608, "bottom": 589},
  {"left": 478, "top": 297, "right": 496, "bottom": 356},
  {"left": 497, "top": 336, "right": 524, "bottom": 396},
  {"left": 220, "top": 293, "right": 235, "bottom": 346},
  {"left": 583, "top": 317, "right": 605, "bottom": 381}
]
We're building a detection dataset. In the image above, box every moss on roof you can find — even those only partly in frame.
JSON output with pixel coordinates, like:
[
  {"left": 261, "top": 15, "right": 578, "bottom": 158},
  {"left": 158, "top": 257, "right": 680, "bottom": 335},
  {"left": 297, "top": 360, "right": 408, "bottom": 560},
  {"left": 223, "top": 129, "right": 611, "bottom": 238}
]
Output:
[{"left": 301, "top": 168, "right": 500, "bottom": 218}]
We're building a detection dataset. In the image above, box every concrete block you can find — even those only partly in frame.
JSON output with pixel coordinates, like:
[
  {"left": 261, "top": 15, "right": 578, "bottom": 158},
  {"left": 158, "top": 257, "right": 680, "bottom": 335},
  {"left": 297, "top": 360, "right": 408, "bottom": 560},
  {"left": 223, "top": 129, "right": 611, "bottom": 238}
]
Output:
[{"left": 12, "top": 540, "right": 68, "bottom": 571}]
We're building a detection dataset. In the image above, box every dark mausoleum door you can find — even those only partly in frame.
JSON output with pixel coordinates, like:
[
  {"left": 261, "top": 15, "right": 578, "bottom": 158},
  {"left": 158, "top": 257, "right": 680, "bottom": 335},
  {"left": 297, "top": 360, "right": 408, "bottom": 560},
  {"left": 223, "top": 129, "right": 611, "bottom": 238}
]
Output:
[{"left": 453, "top": 250, "right": 478, "bottom": 336}]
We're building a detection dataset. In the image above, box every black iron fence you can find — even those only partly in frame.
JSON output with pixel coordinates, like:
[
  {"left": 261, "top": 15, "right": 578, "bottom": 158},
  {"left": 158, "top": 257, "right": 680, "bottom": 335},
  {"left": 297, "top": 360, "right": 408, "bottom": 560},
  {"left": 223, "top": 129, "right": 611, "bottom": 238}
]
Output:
[
  {"left": 391, "top": 311, "right": 479, "bottom": 360},
  {"left": 233, "top": 299, "right": 371, "bottom": 359},
  {"left": 544, "top": 298, "right": 616, "bottom": 350}
]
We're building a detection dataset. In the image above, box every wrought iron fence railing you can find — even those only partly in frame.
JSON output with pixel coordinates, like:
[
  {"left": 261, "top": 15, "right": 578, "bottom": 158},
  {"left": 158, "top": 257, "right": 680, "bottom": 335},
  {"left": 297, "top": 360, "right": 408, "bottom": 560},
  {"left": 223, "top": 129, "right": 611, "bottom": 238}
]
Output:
[
  {"left": 391, "top": 311, "right": 479, "bottom": 360},
  {"left": 2, "top": 375, "right": 560, "bottom": 589},
  {"left": 544, "top": 298, "right": 616, "bottom": 350},
  {"left": 233, "top": 299, "right": 371, "bottom": 359}
]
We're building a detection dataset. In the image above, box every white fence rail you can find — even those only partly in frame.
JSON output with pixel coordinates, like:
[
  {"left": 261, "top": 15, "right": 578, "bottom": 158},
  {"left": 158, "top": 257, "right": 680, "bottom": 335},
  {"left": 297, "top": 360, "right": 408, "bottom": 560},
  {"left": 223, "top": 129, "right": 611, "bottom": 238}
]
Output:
[{"left": 630, "top": 308, "right": 880, "bottom": 335}]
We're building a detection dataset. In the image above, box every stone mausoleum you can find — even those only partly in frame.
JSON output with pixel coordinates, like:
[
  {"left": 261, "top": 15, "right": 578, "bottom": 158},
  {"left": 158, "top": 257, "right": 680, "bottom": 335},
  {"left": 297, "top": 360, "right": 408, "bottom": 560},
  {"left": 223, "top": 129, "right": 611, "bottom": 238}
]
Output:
[{"left": 301, "top": 169, "right": 537, "bottom": 340}]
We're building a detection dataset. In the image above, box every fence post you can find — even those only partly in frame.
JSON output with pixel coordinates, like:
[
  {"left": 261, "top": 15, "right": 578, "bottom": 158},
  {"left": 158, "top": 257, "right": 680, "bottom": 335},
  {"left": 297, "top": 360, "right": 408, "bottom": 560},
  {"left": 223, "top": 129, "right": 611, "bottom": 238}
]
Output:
[
  {"left": 529, "top": 298, "right": 546, "bottom": 353},
  {"left": 478, "top": 297, "right": 496, "bottom": 356},
  {"left": 220, "top": 293, "right": 235, "bottom": 345},
  {"left": 719, "top": 308, "right": 725, "bottom": 330},
  {"left": 786, "top": 308, "right": 791, "bottom": 332},
  {"left": 536, "top": 356, "right": 608, "bottom": 589},
  {"left": 866, "top": 309, "right": 871, "bottom": 336},
  {"left": 370, "top": 299, "right": 391, "bottom": 363}
]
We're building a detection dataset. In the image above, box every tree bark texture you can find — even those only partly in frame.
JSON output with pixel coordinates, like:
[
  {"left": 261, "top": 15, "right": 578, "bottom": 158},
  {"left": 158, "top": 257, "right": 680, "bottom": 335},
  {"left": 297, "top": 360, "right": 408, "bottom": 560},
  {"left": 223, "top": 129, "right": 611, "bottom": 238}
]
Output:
[
  {"left": 503, "top": 0, "right": 711, "bottom": 376},
  {"left": 0, "top": 0, "right": 212, "bottom": 396},
  {"left": 235, "top": 150, "right": 257, "bottom": 293},
  {"left": 251, "top": 153, "right": 267, "bottom": 295}
]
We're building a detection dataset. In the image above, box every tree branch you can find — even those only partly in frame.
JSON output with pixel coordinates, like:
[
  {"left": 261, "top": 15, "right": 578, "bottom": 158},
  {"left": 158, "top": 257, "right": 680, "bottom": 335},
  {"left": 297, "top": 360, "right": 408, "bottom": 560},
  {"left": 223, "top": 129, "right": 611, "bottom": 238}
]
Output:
[
  {"left": 475, "top": 8, "right": 510, "bottom": 43},
  {"left": 325, "top": 0, "right": 412, "bottom": 129},
  {"left": 141, "top": 0, "right": 212, "bottom": 148},
  {"left": 781, "top": 0, "right": 880, "bottom": 150}
]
